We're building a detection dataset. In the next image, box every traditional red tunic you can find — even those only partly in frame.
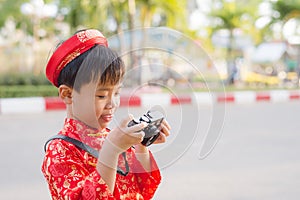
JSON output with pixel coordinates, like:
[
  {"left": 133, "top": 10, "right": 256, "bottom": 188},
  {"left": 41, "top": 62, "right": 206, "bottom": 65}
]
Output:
[{"left": 42, "top": 118, "right": 161, "bottom": 200}]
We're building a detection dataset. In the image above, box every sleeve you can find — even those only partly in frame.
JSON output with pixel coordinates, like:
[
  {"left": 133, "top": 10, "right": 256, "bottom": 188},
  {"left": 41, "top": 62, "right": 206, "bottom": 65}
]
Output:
[
  {"left": 130, "top": 150, "right": 161, "bottom": 199},
  {"left": 41, "top": 140, "right": 119, "bottom": 200}
]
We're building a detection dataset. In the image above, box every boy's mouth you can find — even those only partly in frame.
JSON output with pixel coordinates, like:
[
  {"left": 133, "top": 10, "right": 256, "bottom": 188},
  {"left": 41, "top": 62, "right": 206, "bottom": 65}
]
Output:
[{"left": 101, "top": 114, "right": 113, "bottom": 123}]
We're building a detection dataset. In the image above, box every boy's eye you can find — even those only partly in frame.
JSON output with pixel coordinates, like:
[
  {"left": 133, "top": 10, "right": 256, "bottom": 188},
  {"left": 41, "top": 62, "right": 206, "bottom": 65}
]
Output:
[{"left": 96, "top": 94, "right": 107, "bottom": 99}]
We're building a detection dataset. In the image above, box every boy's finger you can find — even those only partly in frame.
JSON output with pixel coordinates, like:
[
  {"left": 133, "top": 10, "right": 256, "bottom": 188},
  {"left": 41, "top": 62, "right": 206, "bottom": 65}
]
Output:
[
  {"left": 154, "top": 133, "right": 166, "bottom": 144},
  {"left": 127, "top": 122, "right": 147, "bottom": 133},
  {"left": 162, "top": 119, "right": 171, "bottom": 130},
  {"left": 160, "top": 124, "right": 170, "bottom": 137}
]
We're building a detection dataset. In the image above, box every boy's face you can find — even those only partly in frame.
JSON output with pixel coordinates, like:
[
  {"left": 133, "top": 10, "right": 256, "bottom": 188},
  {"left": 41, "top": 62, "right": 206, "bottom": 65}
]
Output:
[{"left": 72, "top": 82, "right": 122, "bottom": 130}]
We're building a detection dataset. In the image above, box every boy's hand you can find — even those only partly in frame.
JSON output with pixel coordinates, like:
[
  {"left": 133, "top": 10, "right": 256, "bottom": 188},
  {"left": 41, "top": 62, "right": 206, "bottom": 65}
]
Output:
[
  {"left": 153, "top": 119, "right": 171, "bottom": 144},
  {"left": 107, "top": 114, "right": 147, "bottom": 152},
  {"left": 98, "top": 115, "right": 146, "bottom": 170}
]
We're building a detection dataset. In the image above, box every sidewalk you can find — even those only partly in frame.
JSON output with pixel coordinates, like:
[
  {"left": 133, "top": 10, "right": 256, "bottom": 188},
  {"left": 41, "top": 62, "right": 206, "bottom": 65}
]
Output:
[{"left": 1, "top": 90, "right": 300, "bottom": 114}]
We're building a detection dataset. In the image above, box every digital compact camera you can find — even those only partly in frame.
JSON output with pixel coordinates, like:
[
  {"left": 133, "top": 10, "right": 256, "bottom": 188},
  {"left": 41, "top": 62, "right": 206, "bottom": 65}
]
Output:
[{"left": 128, "top": 110, "right": 164, "bottom": 146}]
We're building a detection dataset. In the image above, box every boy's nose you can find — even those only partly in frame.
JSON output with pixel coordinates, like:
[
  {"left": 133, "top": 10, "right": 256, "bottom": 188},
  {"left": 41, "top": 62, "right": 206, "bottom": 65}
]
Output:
[{"left": 106, "top": 96, "right": 120, "bottom": 109}]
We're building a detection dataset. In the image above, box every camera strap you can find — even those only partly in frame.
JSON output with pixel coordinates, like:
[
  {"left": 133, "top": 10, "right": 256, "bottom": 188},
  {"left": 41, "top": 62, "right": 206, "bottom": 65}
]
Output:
[{"left": 44, "top": 135, "right": 129, "bottom": 176}]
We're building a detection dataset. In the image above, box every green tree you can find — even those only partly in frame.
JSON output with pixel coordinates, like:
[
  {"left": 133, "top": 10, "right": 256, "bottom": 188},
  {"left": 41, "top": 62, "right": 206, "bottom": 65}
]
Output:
[
  {"left": 56, "top": 0, "right": 130, "bottom": 36},
  {"left": 209, "top": 0, "right": 259, "bottom": 59},
  {"left": 270, "top": 0, "right": 300, "bottom": 39},
  {"left": 57, "top": 0, "right": 105, "bottom": 34},
  {"left": 0, "top": 0, "right": 32, "bottom": 33},
  {"left": 270, "top": 0, "right": 300, "bottom": 72},
  {"left": 271, "top": 0, "right": 300, "bottom": 22},
  {"left": 46, "top": 0, "right": 188, "bottom": 36},
  {"left": 136, "top": 0, "right": 187, "bottom": 31},
  {"left": 208, "top": 0, "right": 261, "bottom": 84}
]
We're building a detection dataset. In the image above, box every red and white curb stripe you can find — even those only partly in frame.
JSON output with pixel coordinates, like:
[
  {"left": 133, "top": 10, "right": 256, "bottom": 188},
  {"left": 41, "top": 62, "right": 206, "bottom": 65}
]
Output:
[
  {"left": 0, "top": 90, "right": 299, "bottom": 114},
  {"left": 216, "top": 90, "right": 300, "bottom": 103}
]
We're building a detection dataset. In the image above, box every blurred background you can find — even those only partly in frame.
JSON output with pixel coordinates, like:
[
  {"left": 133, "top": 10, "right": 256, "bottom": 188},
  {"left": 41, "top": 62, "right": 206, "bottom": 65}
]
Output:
[
  {"left": 0, "top": 0, "right": 300, "bottom": 98},
  {"left": 1, "top": 1, "right": 300, "bottom": 199}
]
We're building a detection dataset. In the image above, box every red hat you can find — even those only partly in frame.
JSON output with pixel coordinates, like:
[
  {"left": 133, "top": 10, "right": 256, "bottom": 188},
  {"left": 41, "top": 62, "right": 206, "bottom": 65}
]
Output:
[{"left": 46, "top": 29, "right": 108, "bottom": 87}]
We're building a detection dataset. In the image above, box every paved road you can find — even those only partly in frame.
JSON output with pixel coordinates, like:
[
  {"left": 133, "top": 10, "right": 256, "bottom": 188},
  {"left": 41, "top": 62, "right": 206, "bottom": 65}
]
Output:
[{"left": 0, "top": 102, "right": 300, "bottom": 199}]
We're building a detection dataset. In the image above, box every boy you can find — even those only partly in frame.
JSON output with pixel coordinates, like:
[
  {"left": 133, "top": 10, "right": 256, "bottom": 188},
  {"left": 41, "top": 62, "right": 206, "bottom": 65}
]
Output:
[{"left": 42, "top": 29, "right": 170, "bottom": 199}]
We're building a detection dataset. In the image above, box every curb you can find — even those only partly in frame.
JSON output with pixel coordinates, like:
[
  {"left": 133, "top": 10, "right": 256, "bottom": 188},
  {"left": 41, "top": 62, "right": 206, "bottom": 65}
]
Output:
[{"left": 1, "top": 90, "right": 300, "bottom": 114}]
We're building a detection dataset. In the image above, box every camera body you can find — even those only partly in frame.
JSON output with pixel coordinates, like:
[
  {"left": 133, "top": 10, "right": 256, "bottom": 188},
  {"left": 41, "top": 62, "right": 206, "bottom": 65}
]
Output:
[{"left": 128, "top": 110, "right": 164, "bottom": 146}]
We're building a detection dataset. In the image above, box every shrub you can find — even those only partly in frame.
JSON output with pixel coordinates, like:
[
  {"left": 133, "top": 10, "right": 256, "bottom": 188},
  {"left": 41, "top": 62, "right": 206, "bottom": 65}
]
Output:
[
  {"left": 0, "top": 73, "right": 51, "bottom": 86},
  {"left": 0, "top": 85, "right": 58, "bottom": 98}
]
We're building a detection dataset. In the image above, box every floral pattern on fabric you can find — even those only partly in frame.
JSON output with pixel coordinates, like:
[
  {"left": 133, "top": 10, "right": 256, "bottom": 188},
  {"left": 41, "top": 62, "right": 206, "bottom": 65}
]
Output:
[{"left": 42, "top": 118, "right": 161, "bottom": 200}]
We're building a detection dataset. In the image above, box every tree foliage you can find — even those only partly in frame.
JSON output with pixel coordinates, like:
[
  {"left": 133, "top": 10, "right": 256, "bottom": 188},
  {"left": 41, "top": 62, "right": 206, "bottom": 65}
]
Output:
[
  {"left": 0, "top": 0, "right": 176, "bottom": 37},
  {"left": 137, "top": 0, "right": 186, "bottom": 30},
  {"left": 271, "top": 0, "right": 300, "bottom": 22},
  {"left": 0, "top": 0, "right": 27, "bottom": 28}
]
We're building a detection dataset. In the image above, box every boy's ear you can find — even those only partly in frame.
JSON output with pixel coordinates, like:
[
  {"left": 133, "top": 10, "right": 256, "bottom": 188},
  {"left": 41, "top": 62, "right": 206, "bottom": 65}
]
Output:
[{"left": 58, "top": 85, "right": 73, "bottom": 104}]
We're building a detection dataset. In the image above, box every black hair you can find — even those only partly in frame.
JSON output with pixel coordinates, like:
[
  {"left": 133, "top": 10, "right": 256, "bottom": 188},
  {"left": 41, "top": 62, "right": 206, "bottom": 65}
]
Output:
[
  {"left": 57, "top": 45, "right": 96, "bottom": 88},
  {"left": 57, "top": 45, "right": 125, "bottom": 92}
]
